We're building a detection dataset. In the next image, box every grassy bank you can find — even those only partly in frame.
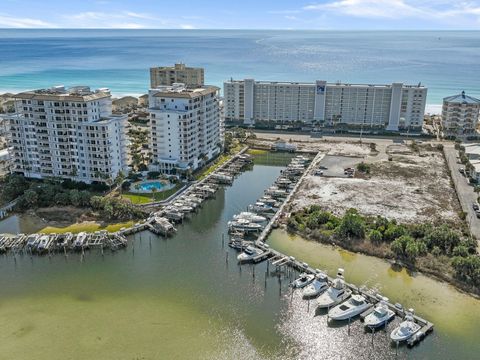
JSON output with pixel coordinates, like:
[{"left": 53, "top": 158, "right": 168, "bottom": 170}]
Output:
[
  {"left": 40, "top": 220, "right": 136, "bottom": 234},
  {"left": 121, "top": 183, "right": 183, "bottom": 204},
  {"left": 195, "top": 144, "right": 244, "bottom": 180}
]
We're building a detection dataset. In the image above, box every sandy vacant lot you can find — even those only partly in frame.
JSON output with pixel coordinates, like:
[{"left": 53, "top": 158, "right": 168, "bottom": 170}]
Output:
[{"left": 292, "top": 143, "right": 462, "bottom": 224}]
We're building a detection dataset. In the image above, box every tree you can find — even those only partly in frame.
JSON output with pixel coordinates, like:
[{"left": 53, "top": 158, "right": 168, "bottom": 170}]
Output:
[
  {"left": 391, "top": 235, "right": 419, "bottom": 262},
  {"left": 23, "top": 189, "right": 39, "bottom": 208},
  {"left": 336, "top": 208, "right": 365, "bottom": 238},
  {"left": 368, "top": 229, "right": 383, "bottom": 243},
  {"left": 383, "top": 224, "right": 406, "bottom": 242}
]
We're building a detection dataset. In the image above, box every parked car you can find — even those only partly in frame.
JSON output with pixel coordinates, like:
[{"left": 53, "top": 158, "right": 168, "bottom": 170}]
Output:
[
  {"left": 476, "top": 211, "right": 480, "bottom": 219},
  {"left": 473, "top": 203, "right": 479, "bottom": 211},
  {"left": 319, "top": 166, "right": 328, "bottom": 170}
]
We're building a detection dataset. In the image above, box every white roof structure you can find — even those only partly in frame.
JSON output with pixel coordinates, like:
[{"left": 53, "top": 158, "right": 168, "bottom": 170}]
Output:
[{"left": 444, "top": 91, "right": 480, "bottom": 105}]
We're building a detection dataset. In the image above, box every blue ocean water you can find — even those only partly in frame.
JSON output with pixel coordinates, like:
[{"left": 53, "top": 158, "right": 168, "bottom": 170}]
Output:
[{"left": 0, "top": 29, "right": 479, "bottom": 106}]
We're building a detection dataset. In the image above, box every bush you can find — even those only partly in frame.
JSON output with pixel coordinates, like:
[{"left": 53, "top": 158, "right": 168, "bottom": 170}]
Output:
[
  {"left": 357, "top": 162, "right": 371, "bottom": 174},
  {"left": 453, "top": 245, "right": 469, "bottom": 257},
  {"left": 384, "top": 224, "right": 407, "bottom": 242},
  {"left": 368, "top": 229, "right": 383, "bottom": 243},
  {"left": 121, "top": 181, "right": 131, "bottom": 191},
  {"left": 147, "top": 171, "right": 161, "bottom": 180},
  {"left": 391, "top": 235, "right": 420, "bottom": 262},
  {"left": 451, "top": 255, "right": 480, "bottom": 287},
  {"left": 336, "top": 209, "right": 365, "bottom": 238}
]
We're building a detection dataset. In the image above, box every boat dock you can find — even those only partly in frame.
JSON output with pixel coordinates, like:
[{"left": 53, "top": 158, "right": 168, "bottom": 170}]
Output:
[
  {"left": 0, "top": 146, "right": 254, "bottom": 257},
  {"left": 226, "top": 150, "right": 434, "bottom": 350}
]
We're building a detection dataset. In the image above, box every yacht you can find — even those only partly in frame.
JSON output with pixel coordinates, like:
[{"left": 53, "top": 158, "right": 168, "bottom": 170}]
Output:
[
  {"left": 258, "top": 196, "right": 279, "bottom": 207},
  {"left": 237, "top": 246, "right": 264, "bottom": 263},
  {"left": 264, "top": 187, "right": 287, "bottom": 198},
  {"left": 248, "top": 202, "right": 275, "bottom": 214},
  {"left": 390, "top": 313, "right": 421, "bottom": 342},
  {"left": 316, "top": 273, "right": 352, "bottom": 309},
  {"left": 364, "top": 298, "right": 395, "bottom": 329},
  {"left": 328, "top": 294, "right": 372, "bottom": 321},
  {"left": 233, "top": 212, "right": 267, "bottom": 223},
  {"left": 228, "top": 219, "right": 263, "bottom": 233},
  {"left": 73, "top": 232, "right": 88, "bottom": 249},
  {"left": 291, "top": 273, "right": 315, "bottom": 289},
  {"left": 302, "top": 272, "right": 329, "bottom": 298}
]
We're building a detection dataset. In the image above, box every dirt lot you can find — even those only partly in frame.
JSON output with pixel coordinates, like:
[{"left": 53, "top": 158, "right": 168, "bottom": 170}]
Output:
[{"left": 291, "top": 142, "right": 462, "bottom": 224}]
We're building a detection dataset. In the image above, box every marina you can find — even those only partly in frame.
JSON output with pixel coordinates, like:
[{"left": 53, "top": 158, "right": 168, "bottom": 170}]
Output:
[
  {"left": 0, "top": 151, "right": 478, "bottom": 359},
  {"left": 224, "top": 151, "right": 435, "bottom": 350}
]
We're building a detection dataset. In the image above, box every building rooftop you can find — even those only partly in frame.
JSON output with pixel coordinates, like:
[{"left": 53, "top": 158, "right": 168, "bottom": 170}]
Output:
[
  {"left": 151, "top": 83, "right": 219, "bottom": 99},
  {"left": 151, "top": 63, "right": 202, "bottom": 71},
  {"left": 12, "top": 85, "right": 111, "bottom": 102},
  {"left": 225, "top": 79, "right": 426, "bottom": 89},
  {"left": 444, "top": 91, "right": 480, "bottom": 105}
]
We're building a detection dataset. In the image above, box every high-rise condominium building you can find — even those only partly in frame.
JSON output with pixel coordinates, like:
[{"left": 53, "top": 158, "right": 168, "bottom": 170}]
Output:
[
  {"left": 150, "top": 63, "right": 204, "bottom": 88},
  {"left": 224, "top": 79, "right": 427, "bottom": 131},
  {"left": 148, "top": 83, "right": 222, "bottom": 174},
  {"left": 7, "top": 86, "right": 128, "bottom": 184},
  {"left": 441, "top": 91, "right": 480, "bottom": 137}
]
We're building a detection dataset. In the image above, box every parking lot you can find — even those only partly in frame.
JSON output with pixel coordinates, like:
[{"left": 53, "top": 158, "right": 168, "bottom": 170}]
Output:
[{"left": 315, "top": 155, "right": 363, "bottom": 178}]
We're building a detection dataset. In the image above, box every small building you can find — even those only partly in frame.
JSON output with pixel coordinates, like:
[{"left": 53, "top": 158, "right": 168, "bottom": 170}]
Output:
[
  {"left": 469, "top": 160, "right": 480, "bottom": 182},
  {"left": 442, "top": 91, "right": 480, "bottom": 138},
  {"left": 463, "top": 143, "right": 480, "bottom": 160}
]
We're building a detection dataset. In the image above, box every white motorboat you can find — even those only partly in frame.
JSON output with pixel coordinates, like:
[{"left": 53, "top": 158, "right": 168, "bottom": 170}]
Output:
[
  {"left": 258, "top": 196, "right": 279, "bottom": 207},
  {"left": 237, "top": 245, "right": 264, "bottom": 262},
  {"left": 73, "top": 232, "right": 88, "bottom": 249},
  {"left": 248, "top": 202, "right": 274, "bottom": 214},
  {"left": 302, "top": 272, "right": 329, "bottom": 298},
  {"left": 36, "top": 235, "right": 51, "bottom": 253},
  {"left": 328, "top": 294, "right": 372, "bottom": 321},
  {"left": 233, "top": 212, "right": 267, "bottom": 223},
  {"left": 264, "top": 187, "right": 287, "bottom": 198},
  {"left": 364, "top": 299, "right": 395, "bottom": 329},
  {"left": 291, "top": 273, "right": 315, "bottom": 289},
  {"left": 316, "top": 277, "right": 352, "bottom": 309},
  {"left": 228, "top": 219, "right": 263, "bottom": 233},
  {"left": 390, "top": 313, "right": 421, "bottom": 342}
]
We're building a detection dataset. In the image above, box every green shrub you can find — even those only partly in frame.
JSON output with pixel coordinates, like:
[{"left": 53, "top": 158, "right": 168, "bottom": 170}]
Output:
[{"left": 357, "top": 162, "right": 371, "bottom": 174}]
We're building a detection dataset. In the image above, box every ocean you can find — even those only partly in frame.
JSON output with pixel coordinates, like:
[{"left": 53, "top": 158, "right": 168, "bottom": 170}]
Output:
[{"left": 1, "top": 29, "right": 479, "bottom": 112}]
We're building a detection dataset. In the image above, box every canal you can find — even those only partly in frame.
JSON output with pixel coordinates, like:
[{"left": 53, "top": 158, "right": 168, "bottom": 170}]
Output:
[{"left": 0, "top": 155, "right": 479, "bottom": 359}]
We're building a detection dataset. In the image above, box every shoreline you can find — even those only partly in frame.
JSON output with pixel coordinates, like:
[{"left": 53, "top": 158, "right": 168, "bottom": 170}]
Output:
[{"left": 285, "top": 226, "right": 480, "bottom": 298}]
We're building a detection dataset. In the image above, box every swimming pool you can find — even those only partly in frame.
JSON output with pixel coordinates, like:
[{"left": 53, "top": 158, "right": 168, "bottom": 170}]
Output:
[{"left": 131, "top": 180, "right": 174, "bottom": 193}]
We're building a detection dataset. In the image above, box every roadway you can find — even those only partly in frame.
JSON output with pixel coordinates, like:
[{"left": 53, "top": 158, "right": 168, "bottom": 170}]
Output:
[{"left": 443, "top": 144, "right": 480, "bottom": 242}]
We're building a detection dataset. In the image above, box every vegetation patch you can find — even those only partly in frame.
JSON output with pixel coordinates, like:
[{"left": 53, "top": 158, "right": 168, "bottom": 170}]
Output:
[{"left": 288, "top": 205, "right": 479, "bottom": 294}]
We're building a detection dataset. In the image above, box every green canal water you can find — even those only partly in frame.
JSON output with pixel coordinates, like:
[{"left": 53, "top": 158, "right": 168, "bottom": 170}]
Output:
[{"left": 0, "top": 154, "right": 479, "bottom": 359}]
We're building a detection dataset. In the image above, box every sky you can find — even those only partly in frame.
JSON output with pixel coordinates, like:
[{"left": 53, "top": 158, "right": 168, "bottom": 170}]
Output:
[{"left": 0, "top": 0, "right": 480, "bottom": 30}]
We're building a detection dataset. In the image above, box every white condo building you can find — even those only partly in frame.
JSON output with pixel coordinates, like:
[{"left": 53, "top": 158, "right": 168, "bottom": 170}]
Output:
[
  {"left": 148, "top": 83, "right": 222, "bottom": 174},
  {"left": 441, "top": 91, "right": 480, "bottom": 137},
  {"left": 224, "top": 79, "right": 427, "bottom": 131},
  {"left": 7, "top": 86, "right": 128, "bottom": 184}
]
